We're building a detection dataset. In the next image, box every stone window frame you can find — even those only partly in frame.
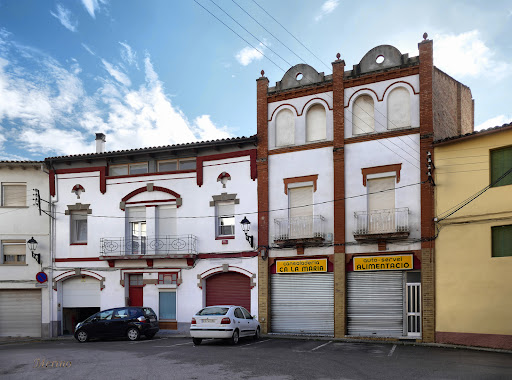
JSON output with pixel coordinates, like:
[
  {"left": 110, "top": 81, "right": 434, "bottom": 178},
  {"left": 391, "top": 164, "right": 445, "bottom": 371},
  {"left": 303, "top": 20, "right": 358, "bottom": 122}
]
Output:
[
  {"left": 210, "top": 193, "right": 240, "bottom": 239},
  {"left": 65, "top": 203, "right": 92, "bottom": 245}
]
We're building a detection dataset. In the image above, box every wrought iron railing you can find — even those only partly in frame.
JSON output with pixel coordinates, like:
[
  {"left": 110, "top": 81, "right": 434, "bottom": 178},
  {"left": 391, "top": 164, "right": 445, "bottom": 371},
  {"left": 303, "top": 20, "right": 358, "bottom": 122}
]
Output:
[
  {"left": 354, "top": 207, "right": 409, "bottom": 235},
  {"left": 273, "top": 215, "right": 326, "bottom": 241},
  {"left": 100, "top": 235, "right": 198, "bottom": 256}
]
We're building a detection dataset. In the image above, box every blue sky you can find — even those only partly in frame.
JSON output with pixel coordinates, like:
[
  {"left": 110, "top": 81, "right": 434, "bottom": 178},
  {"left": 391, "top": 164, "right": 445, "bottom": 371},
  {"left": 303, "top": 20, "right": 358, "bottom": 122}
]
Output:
[{"left": 0, "top": 0, "right": 511, "bottom": 160}]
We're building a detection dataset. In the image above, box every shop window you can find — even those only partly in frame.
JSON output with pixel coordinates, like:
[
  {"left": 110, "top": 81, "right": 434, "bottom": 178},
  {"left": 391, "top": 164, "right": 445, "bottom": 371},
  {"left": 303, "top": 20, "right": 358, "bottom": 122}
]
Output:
[
  {"left": 1, "top": 183, "right": 26, "bottom": 207},
  {"left": 491, "top": 146, "right": 512, "bottom": 187},
  {"left": 109, "top": 162, "right": 148, "bottom": 176},
  {"left": 1, "top": 241, "right": 26, "bottom": 265},
  {"left": 275, "top": 108, "right": 295, "bottom": 147},
  {"left": 387, "top": 87, "right": 410, "bottom": 130},
  {"left": 353, "top": 95, "right": 374, "bottom": 135},
  {"left": 70, "top": 211, "right": 88, "bottom": 244},
  {"left": 158, "top": 158, "right": 196, "bottom": 172},
  {"left": 306, "top": 104, "right": 326, "bottom": 142},
  {"left": 158, "top": 273, "right": 178, "bottom": 284},
  {"left": 492, "top": 224, "right": 512, "bottom": 257},
  {"left": 217, "top": 201, "right": 235, "bottom": 237},
  {"left": 159, "top": 292, "right": 176, "bottom": 320}
]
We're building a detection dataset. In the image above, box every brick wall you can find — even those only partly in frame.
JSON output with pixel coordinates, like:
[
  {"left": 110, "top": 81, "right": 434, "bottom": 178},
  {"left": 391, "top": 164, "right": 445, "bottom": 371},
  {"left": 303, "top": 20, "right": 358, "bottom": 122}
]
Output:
[{"left": 460, "top": 84, "right": 474, "bottom": 134}]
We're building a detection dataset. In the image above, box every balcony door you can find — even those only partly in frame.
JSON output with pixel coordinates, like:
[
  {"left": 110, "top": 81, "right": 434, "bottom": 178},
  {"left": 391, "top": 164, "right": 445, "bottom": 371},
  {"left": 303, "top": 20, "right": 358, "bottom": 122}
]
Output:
[
  {"left": 289, "top": 186, "right": 313, "bottom": 238},
  {"left": 131, "top": 221, "right": 146, "bottom": 254},
  {"left": 127, "top": 207, "right": 147, "bottom": 255},
  {"left": 367, "top": 177, "right": 395, "bottom": 233}
]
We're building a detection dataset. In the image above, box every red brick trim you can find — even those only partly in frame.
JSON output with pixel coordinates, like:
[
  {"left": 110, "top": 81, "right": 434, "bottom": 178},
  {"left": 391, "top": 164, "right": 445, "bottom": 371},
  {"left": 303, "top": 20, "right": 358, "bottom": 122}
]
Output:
[
  {"left": 300, "top": 97, "right": 333, "bottom": 115},
  {"left": 381, "top": 80, "right": 419, "bottom": 98},
  {"left": 436, "top": 331, "right": 512, "bottom": 350},
  {"left": 55, "top": 257, "right": 102, "bottom": 262},
  {"left": 70, "top": 243, "right": 87, "bottom": 246},
  {"left": 197, "top": 251, "right": 258, "bottom": 259},
  {"left": 345, "top": 128, "right": 419, "bottom": 144},
  {"left": 344, "top": 66, "right": 420, "bottom": 88},
  {"left": 269, "top": 141, "right": 333, "bottom": 155},
  {"left": 283, "top": 174, "right": 318, "bottom": 195},
  {"left": 215, "top": 236, "right": 235, "bottom": 240},
  {"left": 344, "top": 88, "right": 379, "bottom": 108},
  {"left": 268, "top": 104, "right": 299, "bottom": 122},
  {"left": 196, "top": 149, "right": 257, "bottom": 187},
  {"left": 125, "top": 199, "right": 176, "bottom": 206},
  {"left": 344, "top": 81, "right": 419, "bottom": 109},
  {"left": 121, "top": 186, "right": 181, "bottom": 210},
  {"left": 268, "top": 83, "right": 333, "bottom": 103},
  {"left": 361, "top": 163, "right": 402, "bottom": 186},
  {"left": 53, "top": 166, "right": 106, "bottom": 194}
]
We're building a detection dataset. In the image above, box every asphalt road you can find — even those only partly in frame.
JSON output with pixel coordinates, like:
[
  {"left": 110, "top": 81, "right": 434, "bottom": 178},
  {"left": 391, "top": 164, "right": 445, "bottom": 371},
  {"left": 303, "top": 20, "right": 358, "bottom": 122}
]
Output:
[{"left": 1, "top": 335, "right": 511, "bottom": 380}]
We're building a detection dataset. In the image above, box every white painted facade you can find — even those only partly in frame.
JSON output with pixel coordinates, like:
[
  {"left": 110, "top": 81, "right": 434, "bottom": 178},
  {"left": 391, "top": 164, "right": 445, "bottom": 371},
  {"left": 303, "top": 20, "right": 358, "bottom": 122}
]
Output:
[
  {"left": 0, "top": 162, "right": 51, "bottom": 337},
  {"left": 49, "top": 141, "right": 258, "bottom": 335}
]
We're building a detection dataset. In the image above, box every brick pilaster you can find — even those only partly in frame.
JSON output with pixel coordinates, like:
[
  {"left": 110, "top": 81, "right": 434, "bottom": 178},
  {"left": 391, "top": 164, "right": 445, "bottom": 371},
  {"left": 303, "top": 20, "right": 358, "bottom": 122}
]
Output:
[
  {"left": 419, "top": 37, "right": 435, "bottom": 343},
  {"left": 332, "top": 57, "right": 346, "bottom": 338},
  {"left": 256, "top": 73, "right": 270, "bottom": 333}
]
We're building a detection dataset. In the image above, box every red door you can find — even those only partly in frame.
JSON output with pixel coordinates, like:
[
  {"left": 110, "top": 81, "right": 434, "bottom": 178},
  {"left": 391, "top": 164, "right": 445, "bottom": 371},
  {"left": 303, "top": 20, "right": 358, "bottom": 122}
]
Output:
[
  {"left": 206, "top": 272, "right": 251, "bottom": 312},
  {"left": 129, "top": 274, "right": 143, "bottom": 306}
]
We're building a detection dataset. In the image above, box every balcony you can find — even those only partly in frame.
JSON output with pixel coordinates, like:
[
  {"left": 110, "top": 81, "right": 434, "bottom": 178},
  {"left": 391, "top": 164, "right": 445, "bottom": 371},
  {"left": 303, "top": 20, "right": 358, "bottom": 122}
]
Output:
[
  {"left": 353, "top": 207, "right": 410, "bottom": 241},
  {"left": 100, "top": 235, "right": 198, "bottom": 258},
  {"left": 273, "top": 215, "right": 326, "bottom": 247}
]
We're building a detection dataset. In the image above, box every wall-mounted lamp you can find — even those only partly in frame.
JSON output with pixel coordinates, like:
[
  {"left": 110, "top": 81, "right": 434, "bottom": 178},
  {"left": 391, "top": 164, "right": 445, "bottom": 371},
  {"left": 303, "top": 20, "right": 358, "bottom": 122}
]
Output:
[
  {"left": 27, "top": 237, "right": 41, "bottom": 265},
  {"left": 240, "top": 217, "right": 254, "bottom": 249}
]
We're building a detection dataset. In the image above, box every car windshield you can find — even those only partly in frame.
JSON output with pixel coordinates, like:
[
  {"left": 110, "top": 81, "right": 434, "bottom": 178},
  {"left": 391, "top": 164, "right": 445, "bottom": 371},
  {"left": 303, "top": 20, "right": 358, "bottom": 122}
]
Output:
[{"left": 196, "top": 307, "right": 229, "bottom": 316}]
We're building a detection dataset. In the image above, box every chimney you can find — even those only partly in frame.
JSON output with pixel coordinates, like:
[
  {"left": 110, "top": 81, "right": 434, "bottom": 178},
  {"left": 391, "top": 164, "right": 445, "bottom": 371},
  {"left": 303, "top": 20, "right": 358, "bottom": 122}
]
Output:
[{"left": 95, "top": 133, "right": 106, "bottom": 153}]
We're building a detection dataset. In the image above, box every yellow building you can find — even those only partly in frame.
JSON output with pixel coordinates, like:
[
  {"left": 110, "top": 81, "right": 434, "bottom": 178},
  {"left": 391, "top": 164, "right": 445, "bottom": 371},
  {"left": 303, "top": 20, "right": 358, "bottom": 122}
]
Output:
[{"left": 434, "top": 123, "right": 512, "bottom": 350}]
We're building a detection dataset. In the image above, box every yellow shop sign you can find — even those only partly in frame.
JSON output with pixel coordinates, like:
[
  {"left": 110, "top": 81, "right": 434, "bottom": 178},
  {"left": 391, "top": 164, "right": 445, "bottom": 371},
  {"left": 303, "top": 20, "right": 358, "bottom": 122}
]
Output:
[
  {"left": 276, "top": 258, "right": 328, "bottom": 274},
  {"left": 353, "top": 255, "right": 413, "bottom": 271}
]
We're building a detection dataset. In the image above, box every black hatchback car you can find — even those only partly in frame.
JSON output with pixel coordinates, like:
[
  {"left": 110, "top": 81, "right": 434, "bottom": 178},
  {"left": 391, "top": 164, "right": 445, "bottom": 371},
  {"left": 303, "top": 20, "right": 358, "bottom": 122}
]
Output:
[{"left": 74, "top": 307, "right": 159, "bottom": 342}]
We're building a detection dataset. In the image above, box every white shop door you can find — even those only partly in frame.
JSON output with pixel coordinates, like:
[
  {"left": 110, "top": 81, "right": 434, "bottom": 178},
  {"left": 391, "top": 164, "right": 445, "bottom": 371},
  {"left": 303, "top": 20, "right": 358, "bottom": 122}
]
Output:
[
  {"left": 347, "top": 271, "right": 404, "bottom": 337},
  {"left": 62, "top": 276, "right": 100, "bottom": 308},
  {"left": 0, "top": 290, "right": 41, "bottom": 337},
  {"left": 271, "top": 273, "right": 334, "bottom": 336}
]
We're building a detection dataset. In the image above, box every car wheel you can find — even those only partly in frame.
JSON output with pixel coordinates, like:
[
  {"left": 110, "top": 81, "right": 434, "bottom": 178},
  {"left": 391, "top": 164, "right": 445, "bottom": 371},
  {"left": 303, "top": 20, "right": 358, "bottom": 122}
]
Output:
[
  {"left": 75, "top": 330, "right": 88, "bottom": 343},
  {"left": 253, "top": 327, "right": 260, "bottom": 340},
  {"left": 145, "top": 333, "right": 156, "bottom": 339},
  {"left": 127, "top": 327, "right": 140, "bottom": 341},
  {"left": 193, "top": 338, "right": 202, "bottom": 345},
  {"left": 230, "top": 329, "right": 240, "bottom": 345}
]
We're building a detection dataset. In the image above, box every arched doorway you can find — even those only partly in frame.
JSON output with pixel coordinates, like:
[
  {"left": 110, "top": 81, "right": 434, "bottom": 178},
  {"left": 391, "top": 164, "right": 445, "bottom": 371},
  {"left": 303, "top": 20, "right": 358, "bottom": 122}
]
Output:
[
  {"left": 62, "top": 276, "right": 101, "bottom": 334},
  {"left": 205, "top": 272, "right": 251, "bottom": 312}
]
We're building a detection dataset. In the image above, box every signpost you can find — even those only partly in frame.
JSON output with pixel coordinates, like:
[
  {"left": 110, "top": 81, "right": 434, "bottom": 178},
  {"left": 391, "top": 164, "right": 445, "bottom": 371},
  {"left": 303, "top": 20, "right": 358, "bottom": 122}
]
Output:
[{"left": 36, "top": 271, "right": 48, "bottom": 284}]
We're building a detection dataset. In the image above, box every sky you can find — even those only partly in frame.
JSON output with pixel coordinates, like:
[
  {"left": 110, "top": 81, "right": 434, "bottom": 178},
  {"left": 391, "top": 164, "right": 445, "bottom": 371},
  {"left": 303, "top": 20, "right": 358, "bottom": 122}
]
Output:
[{"left": 0, "top": 0, "right": 511, "bottom": 161}]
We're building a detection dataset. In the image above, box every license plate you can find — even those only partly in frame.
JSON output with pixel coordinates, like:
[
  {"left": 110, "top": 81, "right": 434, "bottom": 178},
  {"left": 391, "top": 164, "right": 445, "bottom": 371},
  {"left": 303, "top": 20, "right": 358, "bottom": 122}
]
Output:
[
  {"left": 150, "top": 318, "right": 156, "bottom": 322},
  {"left": 202, "top": 319, "right": 215, "bottom": 323}
]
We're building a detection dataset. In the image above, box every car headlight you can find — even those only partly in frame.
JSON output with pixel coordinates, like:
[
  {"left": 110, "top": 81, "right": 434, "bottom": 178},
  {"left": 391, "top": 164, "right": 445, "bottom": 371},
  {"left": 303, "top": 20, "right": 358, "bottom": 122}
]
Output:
[{"left": 75, "top": 322, "right": 82, "bottom": 330}]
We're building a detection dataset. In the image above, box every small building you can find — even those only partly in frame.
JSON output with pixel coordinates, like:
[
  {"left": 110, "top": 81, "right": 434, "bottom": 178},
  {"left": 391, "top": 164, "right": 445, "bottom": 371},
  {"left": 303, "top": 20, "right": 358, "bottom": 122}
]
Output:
[
  {"left": 434, "top": 122, "right": 512, "bottom": 350},
  {"left": 45, "top": 134, "right": 258, "bottom": 335},
  {"left": 256, "top": 35, "right": 474, "bottom": 342},
  {"left": 0, "top": 161, "right": 51, "bottom": 337}
]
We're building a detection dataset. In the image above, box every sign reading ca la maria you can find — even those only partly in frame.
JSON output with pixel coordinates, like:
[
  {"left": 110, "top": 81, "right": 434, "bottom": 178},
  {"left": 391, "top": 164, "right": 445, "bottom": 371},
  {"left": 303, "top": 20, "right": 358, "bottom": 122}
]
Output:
[
  {"left": 276, "top": 258, "right": 327, "bottom": 274},
  {"left": 353, "top": 255, "right": 413, "bottom": 271}
]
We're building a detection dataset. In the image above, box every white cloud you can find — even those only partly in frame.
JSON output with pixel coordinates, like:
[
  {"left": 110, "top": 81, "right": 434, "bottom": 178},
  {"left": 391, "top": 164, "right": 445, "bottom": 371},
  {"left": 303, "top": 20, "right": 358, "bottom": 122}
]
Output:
[
  {"left": 235, "top": 43, "right": 265, "bottom": 66},
  {"left": 476, "top": 115, "right": 512, "bottom": 131},
  {"left": 0, "top": 30, "right": 233, "bottom": 157},
  {"left": 50, "top": 4, "right": 78, "bottom": 32},
  {"left": 101, "top": 59, "right": 131, "bottom": 87},
  {"left": 81, "top": 0, "right": 107, "bottom": 19},
  {"left": 119, "top": 42, "right": 138, "bottom": 69},
  {"left": 81, "top": 43, "right": 95, "bottom": 56},
  {"left": 315, "top": 0, "right": 339, "bottom": 22},
  {"left": 434, "top": 30, "right": 510, "bottom": 79}
]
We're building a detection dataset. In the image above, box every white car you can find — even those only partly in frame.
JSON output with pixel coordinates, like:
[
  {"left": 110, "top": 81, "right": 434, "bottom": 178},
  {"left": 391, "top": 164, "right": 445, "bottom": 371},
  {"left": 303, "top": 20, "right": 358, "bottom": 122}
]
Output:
[{"left": 190, "top": 305, "right": 260, "bottom": 345}]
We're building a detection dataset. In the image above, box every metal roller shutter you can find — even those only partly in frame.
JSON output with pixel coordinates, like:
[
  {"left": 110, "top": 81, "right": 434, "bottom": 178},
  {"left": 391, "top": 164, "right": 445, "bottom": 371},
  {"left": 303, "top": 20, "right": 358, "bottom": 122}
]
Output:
[
  {"left": 0, "top": 290, "right": 41, "bottom": 337},
  {"left": 206, "top": 272, "right": 251, "bottom": 312},
  {"left": 347, "top": 271, "right": 404, "bottom": 337},
  {"left": 63, "top": 277, "right": 100, "bottom": 307},
  {"left": 271, "top": 273, "right": 334, "bottom": 336}
]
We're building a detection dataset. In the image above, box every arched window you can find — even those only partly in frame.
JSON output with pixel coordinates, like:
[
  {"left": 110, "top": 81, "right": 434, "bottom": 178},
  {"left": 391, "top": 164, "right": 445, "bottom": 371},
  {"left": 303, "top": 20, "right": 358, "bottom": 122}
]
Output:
[
  {"left": 275, "top": 108, "right": 295, "bottom": 147},
  {"left": 306, "top": 104, "right": 326, "bottom": 142},
  {"left": 353, "top": 95, "right": 374, "bottom": 135},
  {"left": 387, "top": 87, "right": 410, "bottom": 129}
]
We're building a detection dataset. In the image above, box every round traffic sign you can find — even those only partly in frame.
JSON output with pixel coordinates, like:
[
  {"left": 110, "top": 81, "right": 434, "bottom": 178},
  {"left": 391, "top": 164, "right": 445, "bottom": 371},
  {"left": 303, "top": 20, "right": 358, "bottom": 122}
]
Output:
[{"left": 36, "top": 272, "right": 48, "bottom": 284}]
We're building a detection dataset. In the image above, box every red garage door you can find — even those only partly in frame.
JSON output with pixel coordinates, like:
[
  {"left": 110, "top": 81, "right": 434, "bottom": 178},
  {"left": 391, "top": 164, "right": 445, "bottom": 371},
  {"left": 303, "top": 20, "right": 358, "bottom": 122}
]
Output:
[{"left": 206, "top": 272, "right": 251, "bottom": 312}]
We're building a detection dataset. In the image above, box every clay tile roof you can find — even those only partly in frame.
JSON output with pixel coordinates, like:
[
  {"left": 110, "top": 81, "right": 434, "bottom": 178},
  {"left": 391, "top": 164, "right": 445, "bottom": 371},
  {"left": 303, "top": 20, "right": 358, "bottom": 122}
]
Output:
[{"left": 434, "top": 122, "right": 512, "bottom": 145}]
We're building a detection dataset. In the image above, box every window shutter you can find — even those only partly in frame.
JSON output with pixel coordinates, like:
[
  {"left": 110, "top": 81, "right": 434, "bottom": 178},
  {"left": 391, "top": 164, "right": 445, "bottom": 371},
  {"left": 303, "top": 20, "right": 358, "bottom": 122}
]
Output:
[
  {"left": 492, "top": 225, "right": 512, "bottom": 257},
  {"left": 217, "top": 202, "right": 234, "bottom": 217},
  {"left": 368, "top": 177, "right": 395, "bottom": 212},
  {"left": 2, "top": 185, "right": 26, "bottom": 206},
  {"left": 157, "top": 206, "right": 176, "bottom": 237},
  {"left": 289, "top": 186, "right": 313, "bottom": 218},
  {"left": 491, "top": 148, "right": 512, "bottom": 187},
  {"left": 126, "top": 207, "right": 146, "bottom": 223}
]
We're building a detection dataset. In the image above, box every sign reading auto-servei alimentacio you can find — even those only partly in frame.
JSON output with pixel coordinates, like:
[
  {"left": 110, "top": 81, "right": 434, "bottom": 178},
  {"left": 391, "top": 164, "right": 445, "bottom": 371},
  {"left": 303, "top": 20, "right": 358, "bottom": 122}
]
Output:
[
  {"left": 353, "top": 255, "right": 413, "bottom": 271},
  {"left": 276, "top": 258, "right": 327, "bottom": 273}
]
